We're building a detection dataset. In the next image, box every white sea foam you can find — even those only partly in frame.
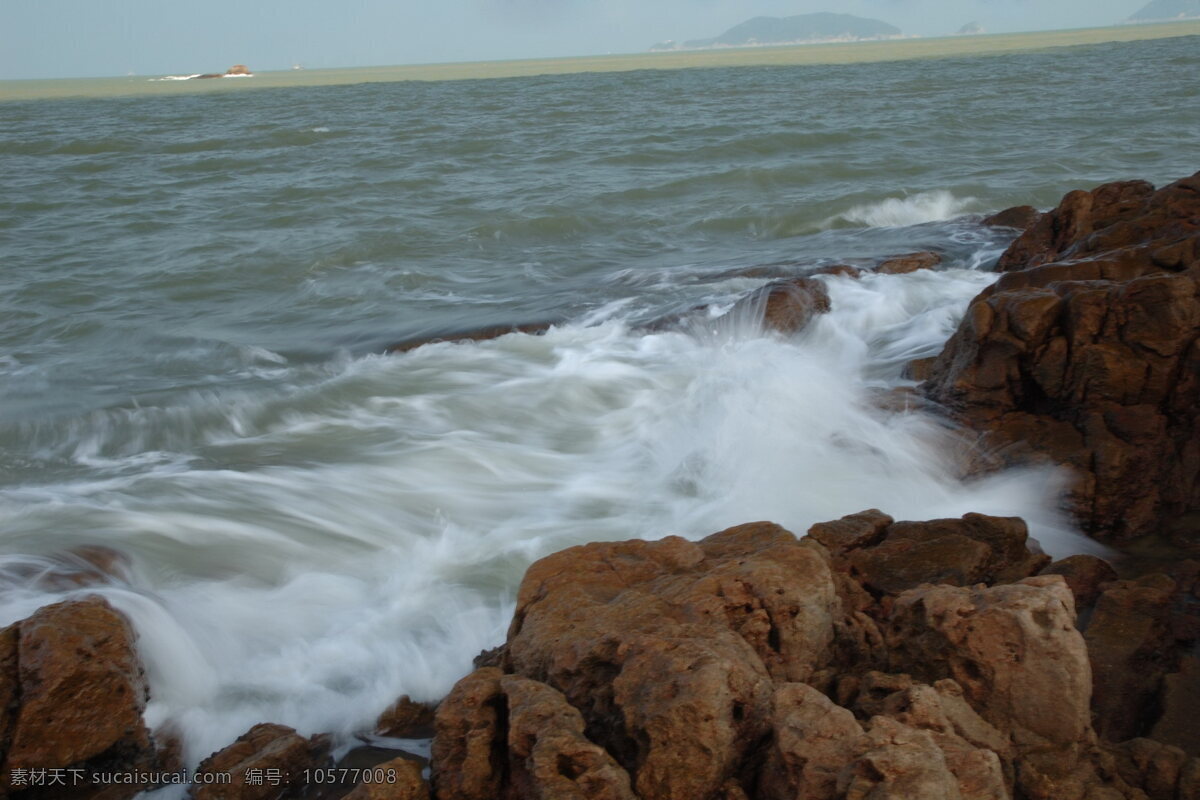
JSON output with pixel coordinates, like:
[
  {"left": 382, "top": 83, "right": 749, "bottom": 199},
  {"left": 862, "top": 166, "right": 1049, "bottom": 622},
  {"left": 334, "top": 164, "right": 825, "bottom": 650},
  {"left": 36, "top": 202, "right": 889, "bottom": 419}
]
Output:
[
  {"left": 0, "top": 267, "right": 1093, "bottom": 765},
  {"left": 828, "top": 190, "right": 979, "bottom": 228}
]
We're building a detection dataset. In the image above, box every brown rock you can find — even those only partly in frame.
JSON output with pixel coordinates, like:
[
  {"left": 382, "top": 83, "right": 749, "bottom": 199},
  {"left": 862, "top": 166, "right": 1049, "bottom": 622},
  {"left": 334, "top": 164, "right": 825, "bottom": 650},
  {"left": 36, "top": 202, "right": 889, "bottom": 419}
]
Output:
[
  {"left": 812, "top": 264, "right": 864, "bottom": 279},
  {"left": 1106, "top": 738, "right": 1188, "bottom": 800},
  {"left": 342, "top": 758, "right": 427, "bottom": 800},
  {"left": 430, "top": 668, "right": 506, "bottom": 800},
  {"left": 904, "top": 356, "right": 937, "bottom": 381},
  {"left": 886, "top": 576, "right": 1091, "bottom": 753},
  {"left": 430, "top": 670, "right": 636, "bottom": 800},
  {"left": 838, "top": 716, "right": 965, "bottom": 799},
  {"left": 830, "top": 513, "right": 1048, "bottom": 596},
  {"left": 878, "top": 683, "right": 1011, "bottom": 800},
  {"left": 760, "top": 683, "right": 868, "bottom": 800},
  {"left": 226, "top": 65, "right": 252, "bottom": 75},
  {"left": 191, "top": 723, "right": 331, "bottom": 800},
  {"left": 877, "top": 252, "right": 943, "bottom": 275},
  {"left": 727, "top": 277, "right": 832, "bottom": 334},
  {"left": 375, "top": 696, "right": 435, "bottom": 739},
  {"left": 1, "top": 597, "right": 156, "bottom": 798},
  {"left": 806, "top": 509, "right": 893, "bottom": 556},
  {"left": 387, "top": 321, "right": 556, "bottom": 353},
  {"left": 994, "top": 177, "right": 1193, "bottom": 272},
  {"left": 983, "top": 206, "right": 1042, "bottom": 231},
  {"left": 1041, "top": 555, "right": 1119, "bottom": 610},
  {"left": 501, "top": 675, "right": 636, "bottom": 800},
  {"left": 925, "top": 174, "right": 1200, "bottom": 544},
  {"left": 503, "top": 522, "right": 838, "bottom": 799},
  {"left": 1084, "top": 577, "right": 1180, "bottom": 742}
]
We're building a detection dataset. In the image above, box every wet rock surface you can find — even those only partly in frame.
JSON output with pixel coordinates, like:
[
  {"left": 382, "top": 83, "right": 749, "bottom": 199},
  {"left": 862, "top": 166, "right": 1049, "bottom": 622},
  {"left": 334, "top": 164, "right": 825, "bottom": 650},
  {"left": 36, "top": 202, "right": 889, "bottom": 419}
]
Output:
[
  {"left": 0, "top": 596, "right": 161, "bottom": 800},
  {"left": 191, "top": 723, "right": 331, "bottom": 800},
  {"left": 924, "top": 171, "right": 1200, "bottom": 544}
]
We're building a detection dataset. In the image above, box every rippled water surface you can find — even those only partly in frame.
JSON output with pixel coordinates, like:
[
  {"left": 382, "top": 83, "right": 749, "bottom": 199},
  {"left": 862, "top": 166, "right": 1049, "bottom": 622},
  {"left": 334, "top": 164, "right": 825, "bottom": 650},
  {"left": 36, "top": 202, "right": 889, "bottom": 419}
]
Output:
[{"left": 2, "top": 36, "right": 1198, "bottom": 761}]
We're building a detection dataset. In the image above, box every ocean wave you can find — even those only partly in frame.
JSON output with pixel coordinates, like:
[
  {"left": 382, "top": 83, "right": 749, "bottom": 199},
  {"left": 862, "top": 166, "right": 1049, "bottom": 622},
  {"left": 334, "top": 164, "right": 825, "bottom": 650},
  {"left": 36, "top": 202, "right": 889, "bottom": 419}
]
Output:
[{"left": 825, "top": 190, "right": 980, "bottom": 229}]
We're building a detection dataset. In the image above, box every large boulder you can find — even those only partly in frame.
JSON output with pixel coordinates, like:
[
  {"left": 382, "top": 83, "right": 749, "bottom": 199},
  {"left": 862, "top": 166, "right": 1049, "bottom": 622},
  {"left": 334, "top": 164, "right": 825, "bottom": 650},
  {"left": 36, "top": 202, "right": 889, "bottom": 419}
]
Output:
[
  {"left": 500, "top": 523, "right": 838, "bottom": 799},
  {"left": 924, "top": 171, "right": 1200, "bottom": 543},
  {"left": 0, "top": 597, "right": 160, "bottom": 800}
]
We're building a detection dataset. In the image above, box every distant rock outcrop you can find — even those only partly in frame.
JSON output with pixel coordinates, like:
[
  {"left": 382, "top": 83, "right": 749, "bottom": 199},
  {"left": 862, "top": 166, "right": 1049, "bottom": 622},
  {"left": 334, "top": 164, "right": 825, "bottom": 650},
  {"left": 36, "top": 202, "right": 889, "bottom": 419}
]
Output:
[
  {"left": 192, "top": 65, "right": 253, "bottom": 79},
  {"left": 957, "top": 22, "right": 985, "bottom": 35},
  {"left": 652, "top": 12, "right": 901, "bottom": 51},
  {"left": 1128, "top": 0, "right": 1200, "bottom": 21}
]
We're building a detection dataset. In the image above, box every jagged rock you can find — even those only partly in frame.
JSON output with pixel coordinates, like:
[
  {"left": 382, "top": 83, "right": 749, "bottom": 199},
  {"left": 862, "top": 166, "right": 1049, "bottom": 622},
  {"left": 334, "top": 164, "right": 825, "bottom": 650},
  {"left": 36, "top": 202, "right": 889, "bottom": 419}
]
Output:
[
  {"left": 1041, "top": 555, "right": 1119, "bottom": 610},
  {"left": 341, "top": 757, "right": 427, "bottom": 800},
  {"left": 191, "top": 724, "right": 331, "bottom": 800},
  {"left": 225, "top": 65, "right": 251, "bottom": 75},
  {"left": 877, "top": 251, "right": 943, "bottom": 275},
  {"left": 503, "top": 523, "right": 837, "bottom": 799},
  {"left": 838, "top": 716, "right": 966, "bottom": 799},
  {"left": 1106, "top": 738, "right": 1188, "bottom": 800},
  {"left": 1085, "top": 576, "right": 1182, "bottom": 742},
  {"left": 430, "top": 668, "right": 506, "bottom": 800},
  {"left": 760, "top": 682, "right": 868, "bottom": 800},
  {"left": 430, "top": 670, "right": 636, "bottom": 800},
  {"left": 728, "top": 277, "right": 832, "bottom": 334},
  {"left": 885, "top": 576, "right": 1091, "bottom": 753},
  {"left": 0, "top": 597, "right": 157, "bottom": 799},
  {"left": 806, "top": 509, "right": 893, "bottom": 555},
  {"left": 995, "top": 178, "right": 1194, "bottom": 272},
  {"left": 813, "top": 511, "right": 1047, "bottom": 596},
  {"left": 983, "top": 206, "right": 1042, "bottom": 231},
  {"left": 925, "top": 171, "right": 1200, "bottom": 543},
  {"left": 375, "top": 696, "right": 435, "bottom": 739},
  {"left": 501, "top": 675, "right": 636, "bottom": 800}
]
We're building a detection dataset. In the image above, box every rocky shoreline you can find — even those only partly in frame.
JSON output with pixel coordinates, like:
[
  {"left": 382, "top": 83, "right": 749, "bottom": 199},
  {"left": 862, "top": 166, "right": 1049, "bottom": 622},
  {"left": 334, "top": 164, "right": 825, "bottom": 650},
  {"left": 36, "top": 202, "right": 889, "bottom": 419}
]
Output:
[{"left": 1, "top": 171, "right": 1197, "bottom": 800}]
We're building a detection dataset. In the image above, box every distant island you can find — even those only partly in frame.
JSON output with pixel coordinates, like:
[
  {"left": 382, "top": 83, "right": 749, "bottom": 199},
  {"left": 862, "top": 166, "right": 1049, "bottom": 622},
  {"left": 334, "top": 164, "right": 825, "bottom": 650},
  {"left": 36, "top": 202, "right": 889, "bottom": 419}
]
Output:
[
  {"left": 651, "top": 12, "right": 902, "bottom": 51},
  {"left": 1128, "top": 0, "right": 1200, "bottom": 21},
  {"left": 956, "top": 22, "right": 985, "bottom": 35}
]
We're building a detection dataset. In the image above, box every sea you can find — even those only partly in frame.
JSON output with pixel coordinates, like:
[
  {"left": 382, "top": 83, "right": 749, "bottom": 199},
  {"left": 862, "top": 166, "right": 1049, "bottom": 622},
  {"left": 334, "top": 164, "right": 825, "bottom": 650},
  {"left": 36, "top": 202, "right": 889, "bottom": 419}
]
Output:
[{"left": 2, "top": 33, "right": 1198, "bottom": 766}]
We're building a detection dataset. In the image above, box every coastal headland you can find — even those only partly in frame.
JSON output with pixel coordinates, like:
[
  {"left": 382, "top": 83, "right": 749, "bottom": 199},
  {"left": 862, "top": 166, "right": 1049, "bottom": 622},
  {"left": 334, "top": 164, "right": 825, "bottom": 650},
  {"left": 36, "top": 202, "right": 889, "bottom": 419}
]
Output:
[{"left": 1, "top": 171, "right": 1197, "bottom": 800}]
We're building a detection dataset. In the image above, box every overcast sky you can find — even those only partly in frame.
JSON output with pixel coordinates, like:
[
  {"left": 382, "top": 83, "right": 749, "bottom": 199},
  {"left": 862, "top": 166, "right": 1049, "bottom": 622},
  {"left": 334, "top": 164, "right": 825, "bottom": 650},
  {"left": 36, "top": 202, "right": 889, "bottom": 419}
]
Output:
[{"left": 0, "top": 0, "right": 1153, "bottom": 80}]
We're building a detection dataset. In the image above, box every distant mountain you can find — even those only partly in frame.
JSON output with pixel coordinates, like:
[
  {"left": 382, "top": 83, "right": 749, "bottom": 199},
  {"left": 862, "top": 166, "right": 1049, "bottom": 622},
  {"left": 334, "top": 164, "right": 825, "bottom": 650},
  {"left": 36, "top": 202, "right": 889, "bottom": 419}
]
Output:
[
  {"left": 1128, "top": 0, "right": 1200, "bottom": 20},
  {"left": 956, "top": 22, "right": 985, "bottom": 35},
  {"left": 651, "top": 13, "right": 902, "bottom": 51}
]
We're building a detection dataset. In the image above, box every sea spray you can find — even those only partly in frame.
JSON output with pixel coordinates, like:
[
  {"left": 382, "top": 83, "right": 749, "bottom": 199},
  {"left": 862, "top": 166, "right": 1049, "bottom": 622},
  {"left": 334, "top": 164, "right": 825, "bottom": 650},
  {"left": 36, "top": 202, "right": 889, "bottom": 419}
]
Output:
[{"left": 0, "top": 264, "right": 1090, "bottom": 763}]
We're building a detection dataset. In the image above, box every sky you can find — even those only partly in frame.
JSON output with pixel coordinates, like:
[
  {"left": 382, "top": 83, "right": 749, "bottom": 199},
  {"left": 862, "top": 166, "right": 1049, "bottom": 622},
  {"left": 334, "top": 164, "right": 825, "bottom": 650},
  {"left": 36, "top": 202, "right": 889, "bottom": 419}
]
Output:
[{"left": 0, "top": 0, "right": 1157, "bottom": 80}]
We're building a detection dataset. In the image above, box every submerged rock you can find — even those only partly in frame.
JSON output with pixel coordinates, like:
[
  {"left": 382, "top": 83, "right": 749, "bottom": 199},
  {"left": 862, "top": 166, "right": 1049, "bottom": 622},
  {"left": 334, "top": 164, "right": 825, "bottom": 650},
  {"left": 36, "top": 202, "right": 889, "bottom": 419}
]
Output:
[
  {"left": 386, "top": 321, "right": 556, "bottom": 353},
  {"left": 876, "top": 251, "right": 943, "bottom": 275},
  {"left": 725, "top": 276, "right": 832, "bottom": 334}
]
